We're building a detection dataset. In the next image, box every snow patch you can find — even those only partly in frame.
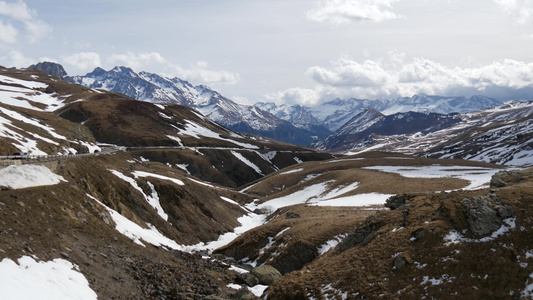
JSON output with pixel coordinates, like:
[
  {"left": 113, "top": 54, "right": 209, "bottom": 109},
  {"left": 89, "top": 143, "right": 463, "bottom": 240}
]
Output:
[
  {"left": 0, "top": 164, "right": 66, "bottom": 189},
  {"left": 109, "top": 170, "right": 170, "bottom": 221},
  {"left": 280, "top": 168, "right": 304, "bottom": 175},
  {"left": 88, "top": 194, "right": 181, "bottom": 249},
  {"left": 0, "top": 256, "right": 97, "bottom": 300},
  {"left": 364, "top": 165, "right": 501, "bottom": 190},
  {"left": 231, "top": 150, "right": 264, "bottom": 175},
  {"left": 311, "top": 193, "right": 393, "bottom": 207},
  {"left": 444, "top": 217, "right": 516, "bottom": 246}
]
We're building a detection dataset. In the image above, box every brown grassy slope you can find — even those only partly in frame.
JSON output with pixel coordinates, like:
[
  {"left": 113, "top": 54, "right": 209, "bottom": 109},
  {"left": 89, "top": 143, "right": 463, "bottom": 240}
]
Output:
[
  {"left": 216, "top": 152, "right": 508, "bottom": 294},
  {"left": 56, "top": 94, "right": 259, "bottom": 148},
  {"left": 241, "top": 151, "right": 501, "bottom": 199},
  {"left": 57, "top": 152, "right": 252, "bottom": 245},
  {"left": 265, "top": 170, "right": 533, "bottom": 299},
  {"left": 0, "top": 163, "right": 241, "bottom": 299}
]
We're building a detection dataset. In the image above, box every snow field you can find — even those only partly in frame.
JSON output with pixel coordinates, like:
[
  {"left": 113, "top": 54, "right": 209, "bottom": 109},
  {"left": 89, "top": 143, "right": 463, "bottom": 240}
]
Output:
[
  {"left": 247, "top": 180, "right": 390, "bottom": 212},
  {"left": 87, "top": 194, "right": 183, "bottom": 250},
  {"left": 363, "top": 165, "right": 501, "bottom": 190},
  {"left": 0, "top": 76, "right": 65, "bottom": 112},
  {"left": 0, "top": 256, "right": 97, "bottom": 300},
  {"left": 0, "top": 164, "right": 66, "bottom": 189}
]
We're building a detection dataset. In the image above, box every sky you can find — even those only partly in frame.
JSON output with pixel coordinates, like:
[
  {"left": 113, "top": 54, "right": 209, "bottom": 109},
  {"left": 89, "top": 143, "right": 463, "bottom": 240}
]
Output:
[{"left": 1, "top": 0, "right": 533, "bottom": 106}]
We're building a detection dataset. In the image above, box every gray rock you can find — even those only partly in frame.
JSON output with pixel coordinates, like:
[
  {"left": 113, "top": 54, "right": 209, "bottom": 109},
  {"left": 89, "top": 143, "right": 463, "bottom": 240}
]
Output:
[
  {"left": 393, "top": 256, "right": 407, "bottom": 270},
  {"left": 236, "top": 272, "right": 259, "bottom": 287},
  {"left": 461, "top": 194, "right": 514, "bottom": 236},
  {"left": 250, "top": 265, "right": 282, "bottom": 285},
  {"left": 341, "top": 221, "right": 380, "bottom": 251},
  {"left": 285, "top": 211, "right": 300, "bottom": 219},
  {"left": 271, "top": 242, "right": 317, "bottom": 275},
  {"left": 411, "top": 228, "right": 428, "bottom": 241}
]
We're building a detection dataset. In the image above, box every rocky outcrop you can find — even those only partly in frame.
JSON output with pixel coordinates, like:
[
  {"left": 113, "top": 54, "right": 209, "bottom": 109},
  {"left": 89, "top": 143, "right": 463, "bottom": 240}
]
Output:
[
  {"left": 250, "top": 265, "right": 282, "bottom": 285},
  {"left": 385, "top": 194, "right": 416, "bottom": 210},
  {"left": 341, "top": 217, "right": 382, "bottom": 251},
  {"left": 271, "top": 242, "right": 317, "bottom": 275},
  {"left": 461, "top": 193, "right": 514, "bottom": 236},
  {"left": 26, "top": 61, "right": 67, "bottom": 79},
  {"left": 490, "top": 169, "right": 533, "bottom": 187}
]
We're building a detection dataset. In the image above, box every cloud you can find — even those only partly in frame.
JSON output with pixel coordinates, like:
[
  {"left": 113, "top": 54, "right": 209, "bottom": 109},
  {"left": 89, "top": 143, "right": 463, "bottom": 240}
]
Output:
[
  {"left": 269, "top": 54, "right": 533, "bottom": 105},
  {"left": 106, "top": 52, "right": 166, "bottom": 70},
  {"left": 0, "top": 1, "right": 33, "bottom": 20},
  {"left": 307, "top": 0, "right": 401, "bottom": 24},
  {"left": 494, "top": 0, "right": 533, "bottom": 24},
  {"left": 0, "top": 50, "right": 35, "bottom": 67},
  {"left": 171, "top": 61, "right": 240, "bottom": 85},
  {"left": 265, "top": 87, "right": 323, "bottom": 106},
  {"left": 24, "top": 19, "right": 52, "bottom": 43},
  {"left": 62, "top": 52, "right": 102, "bottom": 71},
  {"left": 0, "top": 20, "right": 17, "bottom": 44},
  {"left": 0, "top": 1, "right": 52, "bottom": 44}
]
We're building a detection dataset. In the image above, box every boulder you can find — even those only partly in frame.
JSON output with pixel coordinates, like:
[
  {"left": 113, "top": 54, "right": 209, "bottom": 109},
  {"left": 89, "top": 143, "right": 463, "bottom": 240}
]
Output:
[
  {"left": 250, "top": 265, "right": 282, "bottom": 285},
  {"left": 461, "top": 193, "right": 514, "bottom": 236},
  {"left": 285, "top": 211, "right": 300, "bottom": 219},
  {"left": 236, "top": 272, "right": 259, "bottom": 287},
  {"left": 271, "top": 242, "right": 317, "bottom": 275}
]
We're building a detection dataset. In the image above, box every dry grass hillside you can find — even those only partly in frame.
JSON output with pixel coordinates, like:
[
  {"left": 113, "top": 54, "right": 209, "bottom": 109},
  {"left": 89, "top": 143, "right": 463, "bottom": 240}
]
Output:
[
  {"left": 0, "top": 152, "right": 260, "bottom": 298},
  {"left": 214, "top": 153, "right": 533, "bottom": 299},
  {"left": 265, "top": 169, "right": 533, "bottom": 299}
]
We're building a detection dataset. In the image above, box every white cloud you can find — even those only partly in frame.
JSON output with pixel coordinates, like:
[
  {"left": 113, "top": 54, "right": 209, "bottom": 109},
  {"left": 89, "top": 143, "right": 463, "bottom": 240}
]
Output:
[
  {"left": 265, "top": 87, "right": 324, "bottom": 106},
  {"left": 24, "top": 19, "right": 52, "bottom": 43},
  {"left": 106, "top": 51, "right": 166, "bottom": 70},
  {"left": 0, "top": 1, "right": 51, "bottom": 44},
  {"left": 62, "top": 52, "right": 102, "bottom": 71},
  {"left": 269, "top": 54, "right": 533, "bottom": 104},
  {"left": 494, "top": 0, "right": 533, "bottom": 24},
  {"left": 0, "top": 1, "right": 33, "bottom": 21},
  {"left": 0, "top": 50, "right": 35, "bottom": 68},
  {"left": 0, "top": 20, "right": 17, "bottom": 44},
  {"left": 307, "top": 0, "right": 401, "bottom": 24},
  {"left": 171, "top": 61, "right": 240, "bottom": 85}
]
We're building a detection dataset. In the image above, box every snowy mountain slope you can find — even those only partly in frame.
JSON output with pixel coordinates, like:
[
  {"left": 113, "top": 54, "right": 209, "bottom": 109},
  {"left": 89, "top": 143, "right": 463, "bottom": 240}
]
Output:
[
  {"left": 0, "top": 68, "right": 100, "bottom": 154},
  {"left": 423, "top": 101, "right": 533, "bottom": 166},
  {"left": 55, "top": 89, "right": 334, "bottom": 187},
  {"left": 316, "top": 110, "right": 462, "bottom": 153},
  {"left": 40, "top": 62, "right": 507, "bottom": 146},
  {"left": 324, "top": 101, "right": 533, "bottom": 167},
  {"left": 256, "top": 94, "right": 504, "bottom": 133}
]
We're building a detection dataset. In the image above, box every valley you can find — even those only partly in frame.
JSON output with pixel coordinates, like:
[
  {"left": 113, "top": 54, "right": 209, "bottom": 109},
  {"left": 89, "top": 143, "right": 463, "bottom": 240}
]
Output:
[{"left": 0, "top": 65, "right": 532, "bottom": 299}]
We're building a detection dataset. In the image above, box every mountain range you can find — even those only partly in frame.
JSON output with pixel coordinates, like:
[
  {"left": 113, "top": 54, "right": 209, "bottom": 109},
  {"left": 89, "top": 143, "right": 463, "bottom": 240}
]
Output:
[
  {"left": 315, "top": 100, "right": 533, "bottom": 166},
  {"left": 27, "top": 62, "right": 507, "bottom": 147}
]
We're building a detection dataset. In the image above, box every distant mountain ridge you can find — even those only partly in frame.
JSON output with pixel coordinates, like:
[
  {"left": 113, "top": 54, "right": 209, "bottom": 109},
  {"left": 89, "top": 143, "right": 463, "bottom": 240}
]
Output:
[
  {"left": 257, "top": 94, "right": 505, "bottom": 132},
  {"left": 316, "top": 100, "right": 533, "bottom": 166},
  {"left": 65, "top": 65, "right": 330, "bottom": 146}
]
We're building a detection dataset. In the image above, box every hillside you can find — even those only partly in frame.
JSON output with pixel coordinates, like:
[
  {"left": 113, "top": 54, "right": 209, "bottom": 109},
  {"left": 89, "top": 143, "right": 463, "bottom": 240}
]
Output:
[
  {"left": 0, "top": 66, "right": 532, "bottom": 299},
  {"left": 0, "top": 66, "right": 100, "bottom": 155}
]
